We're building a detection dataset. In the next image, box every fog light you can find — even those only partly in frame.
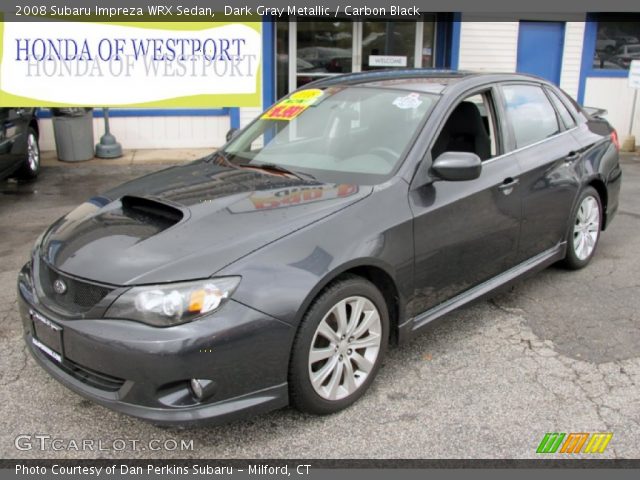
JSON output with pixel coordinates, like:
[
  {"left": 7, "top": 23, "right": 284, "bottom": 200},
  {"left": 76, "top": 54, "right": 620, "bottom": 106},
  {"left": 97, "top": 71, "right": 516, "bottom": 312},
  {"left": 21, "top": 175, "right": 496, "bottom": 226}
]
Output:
[{"left": 190, "top": 378, "right": 215, "bottom": 400}]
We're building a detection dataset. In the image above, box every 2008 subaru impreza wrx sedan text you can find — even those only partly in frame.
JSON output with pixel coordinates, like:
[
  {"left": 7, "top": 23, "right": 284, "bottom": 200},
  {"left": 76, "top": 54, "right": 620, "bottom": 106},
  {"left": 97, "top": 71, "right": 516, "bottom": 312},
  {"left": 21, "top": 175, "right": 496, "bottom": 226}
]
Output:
[{"left": 18, "top": 71, "right": 622, "bottom": 425}]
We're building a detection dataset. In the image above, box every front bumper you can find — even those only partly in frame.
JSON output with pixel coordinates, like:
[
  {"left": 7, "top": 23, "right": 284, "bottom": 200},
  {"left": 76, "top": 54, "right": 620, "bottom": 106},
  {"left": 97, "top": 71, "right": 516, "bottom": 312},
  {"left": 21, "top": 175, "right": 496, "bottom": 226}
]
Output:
[{"left": 17, "top": 264, "right": 293, "bottom": 425}]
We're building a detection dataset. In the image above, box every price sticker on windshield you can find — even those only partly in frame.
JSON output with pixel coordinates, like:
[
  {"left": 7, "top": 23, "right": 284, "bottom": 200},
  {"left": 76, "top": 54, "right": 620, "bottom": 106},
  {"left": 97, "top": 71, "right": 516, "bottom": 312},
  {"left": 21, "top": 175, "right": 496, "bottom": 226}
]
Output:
[
  {"left": 289, "top": 89, "right": 324, "bottom": 101},
  {"left": 262, "top": 89, "right": 324, "bottom": 121}
]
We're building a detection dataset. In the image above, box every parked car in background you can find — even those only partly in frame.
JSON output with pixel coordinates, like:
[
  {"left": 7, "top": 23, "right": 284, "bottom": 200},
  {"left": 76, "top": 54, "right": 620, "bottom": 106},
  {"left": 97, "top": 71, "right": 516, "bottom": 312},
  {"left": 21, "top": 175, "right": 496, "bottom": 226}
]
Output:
[
  {"left": 613, "top": 44, "right": 640, "bottom": 69},
  {"left": 615, "top": 35, "right": 640, "bottom": 47},
  {"left": 0, "top": 108, "right": 40, "bottom": 181},
  {"left": 18, "top": 71, "right": 621, "bottom": 425},
  {"left": 596, "top": 34, "right": 617, "bottom": 54},
  {"left": 298, "top": 46, "right": 353, "bottom": 72}
]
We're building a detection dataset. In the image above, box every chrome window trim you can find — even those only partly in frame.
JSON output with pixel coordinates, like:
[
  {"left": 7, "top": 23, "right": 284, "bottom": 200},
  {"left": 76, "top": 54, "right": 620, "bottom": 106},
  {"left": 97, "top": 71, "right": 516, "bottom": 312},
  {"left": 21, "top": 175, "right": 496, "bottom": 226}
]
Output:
[{"left": 481, "top": 126, "right": 579, "bottom": 165}]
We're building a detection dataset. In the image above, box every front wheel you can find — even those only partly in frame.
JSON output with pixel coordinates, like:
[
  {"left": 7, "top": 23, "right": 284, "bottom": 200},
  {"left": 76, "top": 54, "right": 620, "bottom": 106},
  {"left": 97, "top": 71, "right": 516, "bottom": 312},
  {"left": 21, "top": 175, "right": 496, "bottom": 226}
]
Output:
[
  {"left": 289, "top": 275, "right": 389, "bottom": 415},
  {"left": 562, "top": 186, "right": 602, "bottom": 270}
]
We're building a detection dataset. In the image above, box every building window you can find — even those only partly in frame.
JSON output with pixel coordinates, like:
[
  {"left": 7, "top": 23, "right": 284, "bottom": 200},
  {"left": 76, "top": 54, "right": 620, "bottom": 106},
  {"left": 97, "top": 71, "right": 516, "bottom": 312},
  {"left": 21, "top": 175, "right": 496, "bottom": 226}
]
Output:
[
  {"left": 276, "top": 22, "right": 289, "bottom": 100},
  {"left": 593, "top": 14, "right": 640, "bottom": 70},
  {"left": 421, "top": 16, "right": 436, "bottom": 67},
  {"left": 296, "top": 19, "right": 353, "bottom": 87},
  {"left": 275, "top": 17, "right": 437, "bottom": 96},
  {"left": 362, "top": 21, "right": 417, "bottom": 70}
]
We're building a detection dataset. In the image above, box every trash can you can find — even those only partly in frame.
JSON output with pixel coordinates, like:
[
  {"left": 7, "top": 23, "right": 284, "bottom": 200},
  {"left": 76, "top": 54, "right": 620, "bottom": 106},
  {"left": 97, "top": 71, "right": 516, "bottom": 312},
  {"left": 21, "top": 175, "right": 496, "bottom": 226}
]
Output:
[{"left": 51, "top": 108, "right": 95, "bottom": 162}]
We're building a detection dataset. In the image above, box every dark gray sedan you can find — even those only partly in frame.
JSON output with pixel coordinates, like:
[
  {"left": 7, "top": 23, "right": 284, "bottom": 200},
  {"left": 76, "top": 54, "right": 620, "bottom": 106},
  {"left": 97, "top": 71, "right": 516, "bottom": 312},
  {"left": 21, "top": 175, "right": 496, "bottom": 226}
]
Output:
[{"left": 17, "top": 71, "right": 621, "bottom": 424}]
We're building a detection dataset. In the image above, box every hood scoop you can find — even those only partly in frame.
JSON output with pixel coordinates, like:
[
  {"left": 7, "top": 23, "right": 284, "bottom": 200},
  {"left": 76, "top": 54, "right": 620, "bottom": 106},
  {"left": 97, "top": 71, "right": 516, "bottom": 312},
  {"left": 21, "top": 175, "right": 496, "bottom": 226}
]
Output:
[{"left": 120, "top": 195, "right": 183, "bottom": 230}]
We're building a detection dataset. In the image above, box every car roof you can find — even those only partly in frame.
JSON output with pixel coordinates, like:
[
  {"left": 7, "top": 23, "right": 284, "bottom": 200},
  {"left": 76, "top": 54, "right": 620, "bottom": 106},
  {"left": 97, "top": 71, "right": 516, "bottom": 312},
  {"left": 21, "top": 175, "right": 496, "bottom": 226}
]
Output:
[{"left": 307, "top": 69, "right": 553, "bottom": 94}]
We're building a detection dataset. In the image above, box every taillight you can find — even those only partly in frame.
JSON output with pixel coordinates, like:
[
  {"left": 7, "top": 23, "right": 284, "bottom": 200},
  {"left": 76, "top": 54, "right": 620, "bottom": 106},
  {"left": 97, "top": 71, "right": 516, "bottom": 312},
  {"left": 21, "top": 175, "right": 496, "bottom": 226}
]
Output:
[{"left": 611, "top": 130, "right": 620, "bottom": 151}]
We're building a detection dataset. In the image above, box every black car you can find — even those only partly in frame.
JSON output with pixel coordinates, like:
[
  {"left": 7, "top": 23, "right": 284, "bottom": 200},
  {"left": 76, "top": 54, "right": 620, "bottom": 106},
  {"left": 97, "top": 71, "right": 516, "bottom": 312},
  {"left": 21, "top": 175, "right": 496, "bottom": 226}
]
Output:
[
  {"left": 0, "top": 108, "right": 40, "bottom": 181},
  {"left": 18, "top": 71, "right": 621, "bottom": 425}
]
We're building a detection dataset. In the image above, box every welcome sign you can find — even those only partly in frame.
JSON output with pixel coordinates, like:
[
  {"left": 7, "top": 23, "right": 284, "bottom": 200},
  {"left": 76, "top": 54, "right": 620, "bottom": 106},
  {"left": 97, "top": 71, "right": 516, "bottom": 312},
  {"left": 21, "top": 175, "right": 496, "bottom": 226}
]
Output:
[{"left": 0, "top": 21, "right": 262, "bottom": 107}]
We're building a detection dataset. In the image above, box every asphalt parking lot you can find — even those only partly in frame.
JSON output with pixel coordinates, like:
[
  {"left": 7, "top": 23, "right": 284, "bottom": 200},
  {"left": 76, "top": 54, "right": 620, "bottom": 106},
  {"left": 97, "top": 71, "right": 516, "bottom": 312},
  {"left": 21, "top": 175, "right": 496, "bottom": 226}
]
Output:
[{"left": 1, "top": 155, "right": 639, "bottom": 459}]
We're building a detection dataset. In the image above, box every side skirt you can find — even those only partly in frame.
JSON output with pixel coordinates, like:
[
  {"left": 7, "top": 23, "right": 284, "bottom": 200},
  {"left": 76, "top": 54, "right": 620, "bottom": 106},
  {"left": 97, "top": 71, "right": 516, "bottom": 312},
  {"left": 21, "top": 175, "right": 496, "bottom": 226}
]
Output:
[{"left": 398, "top": 243, "right": 566, "bottom": 344}]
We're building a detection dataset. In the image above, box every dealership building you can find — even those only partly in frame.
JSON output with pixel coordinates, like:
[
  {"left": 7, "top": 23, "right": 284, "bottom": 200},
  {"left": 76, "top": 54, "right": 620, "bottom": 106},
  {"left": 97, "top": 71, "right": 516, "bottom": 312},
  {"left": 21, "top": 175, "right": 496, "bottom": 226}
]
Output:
[{"left": 35, "top": 14, "right": 640, "bottom": 151}]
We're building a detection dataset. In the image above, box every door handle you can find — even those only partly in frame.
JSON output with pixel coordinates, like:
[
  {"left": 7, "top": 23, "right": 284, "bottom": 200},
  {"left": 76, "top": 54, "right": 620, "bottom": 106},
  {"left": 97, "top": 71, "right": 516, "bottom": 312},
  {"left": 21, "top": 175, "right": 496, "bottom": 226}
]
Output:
[
  {"left": 565, "top": 151, "right": 580, "bottom": 162},
  {"left": 498, "top": 177, "right": 519, "bottom": 195}
]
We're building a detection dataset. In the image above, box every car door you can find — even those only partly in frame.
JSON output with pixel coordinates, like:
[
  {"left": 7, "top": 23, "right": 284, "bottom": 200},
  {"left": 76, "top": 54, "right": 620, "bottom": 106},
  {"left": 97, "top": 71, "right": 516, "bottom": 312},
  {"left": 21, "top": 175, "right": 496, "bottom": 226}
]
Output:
[
  {"left": 498, "top": 83, "right": 581, "bottom": 263},
  {"left": 408, "top": 86, "right": 523, "bottom": 316},
  {"left": 0, "top": 108, "right": 29, "bottom": 178}
]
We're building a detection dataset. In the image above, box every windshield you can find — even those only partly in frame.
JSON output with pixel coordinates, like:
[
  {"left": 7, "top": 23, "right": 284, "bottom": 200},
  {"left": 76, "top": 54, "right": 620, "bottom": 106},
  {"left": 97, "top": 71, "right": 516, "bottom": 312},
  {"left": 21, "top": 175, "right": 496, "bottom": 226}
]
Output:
[{"left": 223, "top": 86, "right": 438, "bottom": 184}]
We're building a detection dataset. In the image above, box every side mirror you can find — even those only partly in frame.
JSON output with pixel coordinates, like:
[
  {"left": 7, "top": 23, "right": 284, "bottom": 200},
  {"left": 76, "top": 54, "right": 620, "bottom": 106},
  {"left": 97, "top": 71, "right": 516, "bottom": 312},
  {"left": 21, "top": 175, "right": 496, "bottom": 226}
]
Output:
[
  {"left": 226, "top": 128, "right": 239, "bottom": 142},
  {"left": 431, "top": 152, "right": 482, "bottom": 182}
]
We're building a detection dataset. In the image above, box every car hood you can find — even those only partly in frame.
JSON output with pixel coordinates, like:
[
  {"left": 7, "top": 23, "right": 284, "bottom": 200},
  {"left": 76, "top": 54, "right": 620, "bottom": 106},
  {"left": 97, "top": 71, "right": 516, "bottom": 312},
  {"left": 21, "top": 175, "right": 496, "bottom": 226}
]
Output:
[{"left": 39, "top": 161, "right": 371, "bottom": 285}]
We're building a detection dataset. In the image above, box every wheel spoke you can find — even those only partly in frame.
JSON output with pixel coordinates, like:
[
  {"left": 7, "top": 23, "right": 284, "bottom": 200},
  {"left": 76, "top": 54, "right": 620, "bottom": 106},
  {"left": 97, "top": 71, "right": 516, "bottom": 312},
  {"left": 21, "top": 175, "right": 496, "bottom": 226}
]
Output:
[
  {"left": 586, "top": 204, "right": 599, "bottom": 225},
  {"left": 581, "top": 234, "right": 589, "bottom": 258},
  {"left": 342, "top": 359, "right": 357, "bottom": 394},
  {"left": 311, "top": 356, "right": 338, "bottom": 389},
  {"left": 350, "top": 332, "right": 380, "bottom": 350},
  {"left": 584, "top": 201, "right": 593, "bottom": 224},
  {"left": 309, "top": 346, "right": 335, "bottom": 364},
  {"left": 346, "top": 298, "right": 365, "bottom": 337},
  {"left": 352, "top": 310, "right": 377, "bottom": 339},
  {"left": 333, "top": 300, "right": 349, "bottom": 336},
  {"left": 577, "top": 205, "right": 586, "bottom": 224},
  {"left": 351, "top": 351, "right": 373, "bottom": 373},
  {"left": 327, "top": 361, "right": 344, "bottom": 400},
  {"left": 577, "top": 234, "right": 587, "bottom": 259},
  {"left": 317, "top": 320, "right": 340, "bottom": 343}
]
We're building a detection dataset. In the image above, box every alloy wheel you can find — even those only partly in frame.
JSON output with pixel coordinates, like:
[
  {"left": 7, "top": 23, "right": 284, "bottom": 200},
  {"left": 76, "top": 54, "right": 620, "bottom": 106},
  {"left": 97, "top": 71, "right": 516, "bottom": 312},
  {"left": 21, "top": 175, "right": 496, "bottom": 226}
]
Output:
[
  {"left": 27, "top": 133, "right": 39, "bottom": 172},
  {"left": 308, "top": 296, "right": 382, "bottom": 401},
  {"left": 573, "top": 195, "right": 600, "bottom": 261}
]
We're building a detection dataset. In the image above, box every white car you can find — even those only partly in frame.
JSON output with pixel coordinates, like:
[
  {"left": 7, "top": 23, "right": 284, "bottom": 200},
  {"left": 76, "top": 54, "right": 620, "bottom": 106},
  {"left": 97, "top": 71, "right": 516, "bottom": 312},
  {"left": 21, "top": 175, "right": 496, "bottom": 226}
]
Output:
[
  {"left": 613, "top": 44, "right": 640, "bottom": 68},
  {"left": 596, "top": 36, "right": 617, "bottom": 54}
]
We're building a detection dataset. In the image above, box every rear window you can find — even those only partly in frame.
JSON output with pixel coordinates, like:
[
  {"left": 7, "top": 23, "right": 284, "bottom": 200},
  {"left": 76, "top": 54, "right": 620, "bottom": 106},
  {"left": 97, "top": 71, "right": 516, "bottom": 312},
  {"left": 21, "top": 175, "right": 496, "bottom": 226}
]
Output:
[
  {"left": 502, "top": 84, "right": 561, "bottom": 149},
  {"left": 546, "top": 88, "right": 577, "bottom": 130}
]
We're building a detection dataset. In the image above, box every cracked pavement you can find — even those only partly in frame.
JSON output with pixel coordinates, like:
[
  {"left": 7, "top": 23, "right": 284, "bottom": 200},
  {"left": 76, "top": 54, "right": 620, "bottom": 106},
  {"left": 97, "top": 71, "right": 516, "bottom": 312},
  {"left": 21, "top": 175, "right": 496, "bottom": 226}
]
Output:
[{"left": 0, "top": 156, "right": 639, "bottom": 459}]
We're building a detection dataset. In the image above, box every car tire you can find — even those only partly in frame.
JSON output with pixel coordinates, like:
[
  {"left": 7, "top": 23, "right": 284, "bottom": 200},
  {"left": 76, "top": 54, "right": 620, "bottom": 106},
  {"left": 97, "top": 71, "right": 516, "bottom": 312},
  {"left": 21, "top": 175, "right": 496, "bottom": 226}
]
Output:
[
  {"left": 16, "top": 128, "right": 40, "bottom": 180},
  {"left": 562, "top": 186, "right": 602, "bottom": 270},
  {"left": 289, "top": 274, "right": 389, "bottom": 415}
]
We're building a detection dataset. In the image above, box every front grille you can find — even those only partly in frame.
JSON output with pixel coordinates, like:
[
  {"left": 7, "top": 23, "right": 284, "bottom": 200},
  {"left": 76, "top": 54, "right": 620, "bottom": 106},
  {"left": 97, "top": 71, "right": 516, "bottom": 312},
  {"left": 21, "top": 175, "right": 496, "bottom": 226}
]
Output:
[
  {"left": 57, "top": 358, "right": 125, "bottom": 392},
  {"left": 38, "top": 260, "right": 114, "bottom": 314}
]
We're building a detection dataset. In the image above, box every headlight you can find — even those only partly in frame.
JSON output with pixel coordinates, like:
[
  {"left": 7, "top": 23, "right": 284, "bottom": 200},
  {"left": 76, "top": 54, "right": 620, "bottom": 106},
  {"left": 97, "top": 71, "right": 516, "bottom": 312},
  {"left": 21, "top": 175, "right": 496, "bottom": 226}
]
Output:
[{"left": 105, "top": 277, "right": 241, "bottom": 327}]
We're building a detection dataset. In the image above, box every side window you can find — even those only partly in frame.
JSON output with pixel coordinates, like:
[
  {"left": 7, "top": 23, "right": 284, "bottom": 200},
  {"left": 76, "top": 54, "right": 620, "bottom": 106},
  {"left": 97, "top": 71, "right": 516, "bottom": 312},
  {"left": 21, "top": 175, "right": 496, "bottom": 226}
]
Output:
[
  {"left": 431, "top": 90, "right": 499, "bottom": 162},
  {"left": 546, "top": 88, "right": 577, "bottom": 130},
  {"left": 502, "top": 85, "right": 560, "bottom": 149}
]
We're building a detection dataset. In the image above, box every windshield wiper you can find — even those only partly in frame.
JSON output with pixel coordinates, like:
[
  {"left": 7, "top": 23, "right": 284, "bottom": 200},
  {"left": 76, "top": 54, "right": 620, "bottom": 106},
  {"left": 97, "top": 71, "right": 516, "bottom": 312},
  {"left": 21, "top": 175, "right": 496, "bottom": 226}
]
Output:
[
  {"left": 206, "top": 150, "right": 239, "bottom": 169},
  {"left": 243, "top": 162, "right": 317, "bottom": 182},
  {"left": 207, "top": 153, "right": 317, "bottom": 181}
]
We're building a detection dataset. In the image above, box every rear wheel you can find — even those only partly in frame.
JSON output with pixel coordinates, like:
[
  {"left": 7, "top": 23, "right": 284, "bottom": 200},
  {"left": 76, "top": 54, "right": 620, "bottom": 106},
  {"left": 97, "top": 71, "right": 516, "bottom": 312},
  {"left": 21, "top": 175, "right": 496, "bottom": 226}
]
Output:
[
  {"left": 289, "top": 275, "right": 389, "bottom": 415},
  {"left": 16, "top": 129, "right": 40, "bottom": 180},
  {"left": 562, "top": 186, "right": 602, "bottom": 270}
]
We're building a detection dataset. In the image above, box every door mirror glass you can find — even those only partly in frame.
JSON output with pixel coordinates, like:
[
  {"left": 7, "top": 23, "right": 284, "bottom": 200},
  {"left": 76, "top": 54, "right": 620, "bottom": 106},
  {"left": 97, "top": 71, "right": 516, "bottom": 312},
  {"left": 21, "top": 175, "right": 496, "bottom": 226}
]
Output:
[{"left": 431, "top": 152, "right": 482, "bottom": 181}]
